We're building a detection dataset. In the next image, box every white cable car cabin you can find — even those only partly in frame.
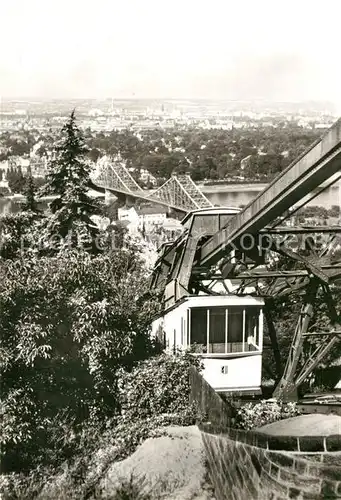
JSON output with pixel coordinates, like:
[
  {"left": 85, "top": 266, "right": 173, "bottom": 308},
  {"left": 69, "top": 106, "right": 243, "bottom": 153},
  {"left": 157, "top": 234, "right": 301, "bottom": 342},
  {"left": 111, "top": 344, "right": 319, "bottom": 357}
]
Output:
[
  {"left": 151, "top": 207, "right": 264, "bottom": 396},
  {"left": 152, "top": 295, "right": 264, "bottom": 395}
]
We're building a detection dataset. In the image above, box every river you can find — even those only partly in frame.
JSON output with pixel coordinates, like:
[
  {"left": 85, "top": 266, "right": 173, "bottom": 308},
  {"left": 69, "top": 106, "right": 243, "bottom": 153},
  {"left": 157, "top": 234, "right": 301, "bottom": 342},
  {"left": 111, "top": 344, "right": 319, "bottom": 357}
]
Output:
[
  {"left": 0, "top": 197, "right": 22, "bottom": 215},
  {"left": 201, "top": 182, "right": 341, "bottom": 209},
  {"left": 0, "top": 181, "right": 340, "bottom": 216},
  {"left": 0, "top": 196, "right": 51, "bottom": 215}
]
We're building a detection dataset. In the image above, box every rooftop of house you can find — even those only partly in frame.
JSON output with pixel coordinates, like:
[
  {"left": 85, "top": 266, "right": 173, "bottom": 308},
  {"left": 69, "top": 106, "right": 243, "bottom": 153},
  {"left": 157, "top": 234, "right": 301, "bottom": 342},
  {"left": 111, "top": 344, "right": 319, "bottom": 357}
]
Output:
[
  {"left": 137, "top": 206, "right": 169, "bottom": 216},
  {"left": 118, "top": 205, "right": 137, "bottom": 211}
]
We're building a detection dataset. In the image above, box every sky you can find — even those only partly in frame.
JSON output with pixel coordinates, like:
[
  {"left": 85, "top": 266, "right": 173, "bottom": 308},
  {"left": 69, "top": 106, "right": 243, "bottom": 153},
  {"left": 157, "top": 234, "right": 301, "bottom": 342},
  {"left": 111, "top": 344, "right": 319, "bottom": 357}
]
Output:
[{"left": 1, "top": 0, "right": 341, "bottom": 107}]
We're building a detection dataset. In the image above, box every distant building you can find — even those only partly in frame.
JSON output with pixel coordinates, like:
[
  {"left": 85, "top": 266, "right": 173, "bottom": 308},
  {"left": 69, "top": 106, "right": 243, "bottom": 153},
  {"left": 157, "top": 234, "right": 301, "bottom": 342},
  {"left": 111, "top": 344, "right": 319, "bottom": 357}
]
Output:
[
  {"left": 88, "top": 109, "right": 104, "bottom": 117},
  {"left": 117, "top": 207, "right": 140, "bottom": 235},
  {"left": 314, "top": 123, "right": 330, "bottom": 129},
  {"left": 0, "top": 160, "right": 10, "bottom": 173},
  {"left": 90, "top": 215, "right": 110, "bottom": 231},
  {"left": 162, "top": 217, "right": 182, "bottom": 231},
  {"left": 30, "top": 157, "right": 47, "bottom": 177},
  {"left": 161, "top": 217, "right": 183, "bottom": 239},
  {"left": 18, "top": 158, "right": 30, "bottom": 174},
  {"left": 118, "top": 206, "right": 139, "bottom": 224},
  {"left": 137, "top": 206, "right": 168, "bottom": 230}
]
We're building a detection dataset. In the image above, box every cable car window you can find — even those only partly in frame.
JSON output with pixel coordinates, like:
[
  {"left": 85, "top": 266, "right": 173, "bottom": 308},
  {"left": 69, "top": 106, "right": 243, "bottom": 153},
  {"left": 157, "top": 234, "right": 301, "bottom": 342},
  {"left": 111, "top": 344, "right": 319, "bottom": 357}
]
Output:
[
  {"left": 246, "top": 307, "right": 259, "bottom": 350},
  {"left": 208, "top": 307, "right": 225, "bottom": 353},
  {"left": 189, "top": 305, "right": 261, "bottom": 354},
  {"left": 190, "top": 308, "right": 207, "bottom": 349},
  {"left": 228, "top": 308, "right": 243, "bottom": 343}
]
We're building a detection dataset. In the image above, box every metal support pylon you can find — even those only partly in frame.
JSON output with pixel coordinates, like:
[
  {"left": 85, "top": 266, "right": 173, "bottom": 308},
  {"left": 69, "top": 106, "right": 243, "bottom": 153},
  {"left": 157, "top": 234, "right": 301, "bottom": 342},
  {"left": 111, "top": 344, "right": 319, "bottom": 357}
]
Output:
[{"left": 273, "top": 279, "right": 318, "bottom": 400}]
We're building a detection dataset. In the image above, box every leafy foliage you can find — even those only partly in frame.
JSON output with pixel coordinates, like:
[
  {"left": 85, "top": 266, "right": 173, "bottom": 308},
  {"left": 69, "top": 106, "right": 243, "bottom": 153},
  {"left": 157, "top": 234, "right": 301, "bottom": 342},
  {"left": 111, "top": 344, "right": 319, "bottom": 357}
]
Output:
[
  {"left": 0, "top": 211, "right": 42, "bottom": 260},
  {"left": 262, "top": 287, "right": 341, "bottom": 386},
  {"left": 117, "top": 352, "right": 202, "bottom": 422},
  {"left": 0, "top": 247, "right": 158, "bottom": 473},
  {"left": 7, "top": 165, "right": 26, "bottom": 194},
  {"left": 0, "top": 351, "right": 202, "bottom": 499},
  {"left": 88, "top": 125, "right": 322, "bottom": 183},
  {"left": 234, "top": 399, "right": 300, "bottom": 430},
  {"left": 1, "top": 114, "right": 331, "bottom": 498},
  {"left": 0, "top": 122, "right": 326, "bottom": 185}
]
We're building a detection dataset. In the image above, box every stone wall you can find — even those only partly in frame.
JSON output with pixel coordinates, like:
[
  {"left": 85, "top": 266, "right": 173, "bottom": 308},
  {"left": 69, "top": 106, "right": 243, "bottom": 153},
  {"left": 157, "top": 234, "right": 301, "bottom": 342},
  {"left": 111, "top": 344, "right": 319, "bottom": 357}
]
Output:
[
  {"left": 200, "top": 422, "right": 341, "bottom": 500},
  {"left": 189, "top": 366, "right": 234, "bottom": 428},
  {"left": 189, "top": 368, "right": 341, "bottom": 499}
]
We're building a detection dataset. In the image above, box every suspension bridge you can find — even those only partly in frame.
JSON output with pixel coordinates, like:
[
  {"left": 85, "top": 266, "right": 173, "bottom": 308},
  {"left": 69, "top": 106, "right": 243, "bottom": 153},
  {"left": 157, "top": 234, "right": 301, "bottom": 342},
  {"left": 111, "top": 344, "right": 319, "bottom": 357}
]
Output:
[{"left": 90, "top": 159, "right": 213, "bottom": 212}]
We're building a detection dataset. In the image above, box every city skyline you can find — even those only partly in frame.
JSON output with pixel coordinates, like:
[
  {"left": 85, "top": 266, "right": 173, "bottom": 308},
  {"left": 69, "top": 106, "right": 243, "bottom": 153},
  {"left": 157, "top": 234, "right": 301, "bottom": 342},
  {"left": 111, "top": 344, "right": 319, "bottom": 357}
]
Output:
[{"left": 1, "top": 0, "right": 341, "bottom": 111}]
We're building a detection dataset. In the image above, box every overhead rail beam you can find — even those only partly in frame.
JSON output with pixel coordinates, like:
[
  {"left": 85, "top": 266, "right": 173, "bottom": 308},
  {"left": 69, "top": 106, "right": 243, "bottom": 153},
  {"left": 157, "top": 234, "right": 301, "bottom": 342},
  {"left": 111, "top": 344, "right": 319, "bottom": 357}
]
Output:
[
  {"left": 261, "top": 226, "right": 341, "bottom": 234},
  {"left": 199, "top": 119, "right": 341, "bottom": 267}
]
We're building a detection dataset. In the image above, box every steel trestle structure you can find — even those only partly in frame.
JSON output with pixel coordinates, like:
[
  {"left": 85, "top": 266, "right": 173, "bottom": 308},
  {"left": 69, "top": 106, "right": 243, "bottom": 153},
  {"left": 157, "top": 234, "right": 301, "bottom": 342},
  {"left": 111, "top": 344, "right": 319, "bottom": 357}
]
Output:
[{"left": 149, "top": 118, "right": 341, "bottom": 400}]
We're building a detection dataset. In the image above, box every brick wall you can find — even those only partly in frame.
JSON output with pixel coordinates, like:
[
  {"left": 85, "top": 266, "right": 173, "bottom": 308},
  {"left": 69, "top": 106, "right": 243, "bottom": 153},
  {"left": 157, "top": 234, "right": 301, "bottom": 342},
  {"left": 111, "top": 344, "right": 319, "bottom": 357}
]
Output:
[
  {"left": 200, "top": 422, "right": 341, "bottom": 499},
  {"left": 189, "top": 368, "right": 341, "bottom": 499}
]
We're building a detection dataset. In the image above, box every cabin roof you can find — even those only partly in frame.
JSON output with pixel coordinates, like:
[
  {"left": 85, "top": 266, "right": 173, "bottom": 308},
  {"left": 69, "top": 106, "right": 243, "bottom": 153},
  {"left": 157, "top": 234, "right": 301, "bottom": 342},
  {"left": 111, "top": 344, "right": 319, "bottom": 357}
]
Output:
[{"left": 181, "top": 206, "right": 241, "bottom": 226}]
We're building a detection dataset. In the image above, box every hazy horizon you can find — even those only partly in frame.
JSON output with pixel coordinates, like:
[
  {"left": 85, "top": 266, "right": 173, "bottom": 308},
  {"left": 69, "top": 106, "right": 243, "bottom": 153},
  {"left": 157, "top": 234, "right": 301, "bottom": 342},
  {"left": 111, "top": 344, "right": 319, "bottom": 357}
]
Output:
[
  {"left": 2, "top": 0, "right": 341, "bottom": 112},
  {"left": 1, "top": 97, "right": 337, "bottom": 104}
]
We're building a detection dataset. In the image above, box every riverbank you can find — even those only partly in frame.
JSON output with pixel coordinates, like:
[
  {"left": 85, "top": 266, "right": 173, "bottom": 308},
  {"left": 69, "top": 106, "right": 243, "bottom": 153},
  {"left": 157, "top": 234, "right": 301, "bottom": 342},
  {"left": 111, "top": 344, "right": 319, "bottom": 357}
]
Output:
[
  {"left": 200, "top": 182, "right": 267, "bottom": 194},
  {"left": 1, "top": 194, "right": 56, "bottom": 201}
]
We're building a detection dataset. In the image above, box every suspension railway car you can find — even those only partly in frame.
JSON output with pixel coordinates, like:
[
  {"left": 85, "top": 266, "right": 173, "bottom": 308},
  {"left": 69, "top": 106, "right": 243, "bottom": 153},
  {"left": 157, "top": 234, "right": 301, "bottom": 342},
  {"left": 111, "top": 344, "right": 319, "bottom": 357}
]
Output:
[{"left": 150, "top": 207, "right": 264, "bottom": 395}]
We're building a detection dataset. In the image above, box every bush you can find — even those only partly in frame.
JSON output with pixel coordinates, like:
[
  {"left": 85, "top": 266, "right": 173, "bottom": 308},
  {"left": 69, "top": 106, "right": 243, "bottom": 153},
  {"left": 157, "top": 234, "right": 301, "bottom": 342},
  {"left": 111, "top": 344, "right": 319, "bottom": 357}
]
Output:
[
  {"left": 0, "top": 186, "right": 10, "bottom": 196},
  {"left": 0, "top": 247, "right": 159, "bottom": 474},
  {"left": 234, "top": 399, "right": 300, "bottom": 430},
  {"left": 117, "top": 352, "right": 202, "bottom": 422},
  {"left": 0, "top": 351, "right": 203, "bottom": 499},
  {"left": 0, "top": 211, "right": 41, "bottom": 259}
]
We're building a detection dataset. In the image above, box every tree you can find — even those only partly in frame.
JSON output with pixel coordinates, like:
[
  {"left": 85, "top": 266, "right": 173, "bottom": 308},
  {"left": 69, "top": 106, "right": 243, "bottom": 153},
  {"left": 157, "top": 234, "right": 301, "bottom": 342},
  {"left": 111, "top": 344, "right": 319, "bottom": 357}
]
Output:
[
  {"left": 7, "top": 165, "right": 25, "bottom": 194},
  {"left": 0, "top": 246, "right": 157, "bottom": 472},
  {"left": 88, "top": 147, "right": 101, "bottom": 163},
  {"left": 0, "top": 212, "right": 40, "bottom": 260},
  {"left": 41, "top": 111, "right": 102, "bottom": 249},
  {"left": 22, "top": 167, "right": 40, "bottom": 213}
]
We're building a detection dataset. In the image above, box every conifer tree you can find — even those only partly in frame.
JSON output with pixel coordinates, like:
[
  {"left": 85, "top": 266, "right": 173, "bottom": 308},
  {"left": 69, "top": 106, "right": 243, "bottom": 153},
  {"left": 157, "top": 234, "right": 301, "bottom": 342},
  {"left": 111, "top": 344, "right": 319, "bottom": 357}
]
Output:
[
  {"left": 7, "top": 165, "right": 25, "bottom": 193},
  {"left": 42, "top": 111, "right": 102, "bottom": 248},
  {"left": 23, "top": 166, "right": 39, "bottom": 213}
]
